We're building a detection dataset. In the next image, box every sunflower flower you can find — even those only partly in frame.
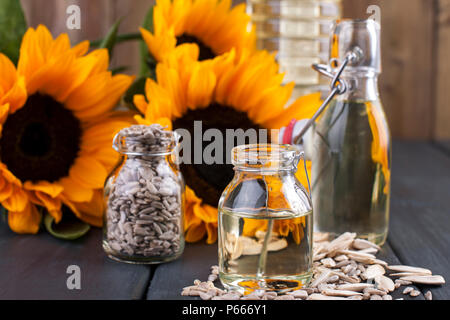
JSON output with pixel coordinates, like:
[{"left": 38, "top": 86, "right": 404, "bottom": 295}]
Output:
[
  {"left": 140, "top": 0, "right": 255, "bottom": 63},
  {"left": 0, "top": 25, "right": 134, "bottom": 233},
  {"left": 133, "top": 46, "right": 321, "bottom": 243}
]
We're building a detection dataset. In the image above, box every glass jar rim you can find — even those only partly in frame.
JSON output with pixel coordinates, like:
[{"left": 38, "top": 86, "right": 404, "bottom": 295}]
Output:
[
  {"left": 232, "top": 143, "right": 303, "bottom": 171},
  {"left": 112, "top": 130, "right": 180, "bottom": 156}
]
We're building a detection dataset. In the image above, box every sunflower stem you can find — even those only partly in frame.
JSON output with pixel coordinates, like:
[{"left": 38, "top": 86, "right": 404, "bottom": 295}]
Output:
[{"left": 90, "top": 32, "right": 142, "bottom": 48}]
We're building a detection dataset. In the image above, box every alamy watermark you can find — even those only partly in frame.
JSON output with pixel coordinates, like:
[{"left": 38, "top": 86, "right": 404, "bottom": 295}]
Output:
[
  {"left": 66, "top": 4, "right": 81, "bottom": 30},
  {"left": 66, "top": 265, "right": 81, "bottom": 290}
]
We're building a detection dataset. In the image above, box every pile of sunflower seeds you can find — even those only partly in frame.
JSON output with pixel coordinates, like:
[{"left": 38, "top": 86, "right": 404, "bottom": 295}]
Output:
[
  {"left": 181, "top": 232, "right": 445, "bottom": 300},
  {"left": 105, "top": 124, "right": 182, "bottom": 258}
]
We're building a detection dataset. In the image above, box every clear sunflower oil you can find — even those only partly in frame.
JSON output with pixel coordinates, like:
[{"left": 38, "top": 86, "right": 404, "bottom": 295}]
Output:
[
  {"left": 218, "top": 208, "right": 313, "bottom": 293},
  {"left": 312, "top": 99, "right": 391, "bottom": 245}
]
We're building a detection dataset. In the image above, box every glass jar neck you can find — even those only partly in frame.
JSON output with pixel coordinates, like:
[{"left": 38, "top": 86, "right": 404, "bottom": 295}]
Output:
[
  {"left": 232, "top": 144, "right": 301, "bottom": 173},
  {"left": 338, "top": 70, "right": 380, "bottom": 102}
]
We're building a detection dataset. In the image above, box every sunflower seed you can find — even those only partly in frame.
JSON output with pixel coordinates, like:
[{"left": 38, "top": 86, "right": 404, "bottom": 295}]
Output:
[
  {"left": 425, "top": 291, "right": 432, "bottom": 300},
  {"left": 181, "top": 232, "right": 446, "bottom": 301},
  {"left": 387, "top": 265, "right": 432, "bottom": 275},
  {"left": 399, "top": 275, "right": 445, "bottom": 285},
  {"left": 287, "top": 290, "right": 308, "bottom": 299},
  {"left": 322, "top": 289, "right": 363, "bottom": 297},
  {"left": 374, "top": 275, "right": 395, "bottom": 292},
  {"left": 320, "top": 258, "right": 336, "bottom": 268},
  {"left": 410, "top": 290, "right": 421, "bottom": 297},
  {"left": 403, "top": 287, "right": 414, "bottom": 294},
  {"left": 390, "top": 272, "right": 431, "bottom": 277},
  {"left": 336, "top": 283, "right": 374, "bottom": 292},
  {"left": 352, "top": 238, "right": 381, "bottom": 251},
  {"left": 308, "top": 294, "right": 348, "bottom": 300}
]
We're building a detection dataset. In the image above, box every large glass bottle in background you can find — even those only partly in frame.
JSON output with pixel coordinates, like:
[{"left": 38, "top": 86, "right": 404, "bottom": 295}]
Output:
[
  {"left": 247, "top": 0, "right": 342, "bottom": 101},
  {"left": 312, "top": 19, "right": 391, "bottom": 245}
]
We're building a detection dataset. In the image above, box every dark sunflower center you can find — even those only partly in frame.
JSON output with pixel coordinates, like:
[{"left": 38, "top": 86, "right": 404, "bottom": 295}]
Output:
[
  {"left": 176, "top": 33, "right": 216, "bottom": 61},
  {"left": 173, "top": 103, "right": 268, "bottom": 206},
  {"left": 0, "top": 94, "right": 82, "bottom": 182}
]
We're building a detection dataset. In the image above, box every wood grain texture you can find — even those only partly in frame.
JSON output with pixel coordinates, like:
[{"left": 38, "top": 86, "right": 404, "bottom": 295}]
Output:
[
  {"left": 0, "top": 223, "right": 152, "bottom": 299},
  {"left": 20, "top": 0, "right": 154, "bottom": 75},
  {"left": 434, "top": 0, "right": 450, "bottom": 140},
  {"left": 342, "top": 0, "right": 436, "bottom": 140},
  {"left": 147, "top": 241, "right": 219, "bottom": 300},
  {"left": 388, "top": 141, "right": 450, "bottom": 300}
]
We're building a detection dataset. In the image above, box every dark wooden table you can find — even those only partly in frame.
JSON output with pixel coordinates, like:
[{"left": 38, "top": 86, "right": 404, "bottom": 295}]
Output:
[{"left": 0, "top": 141, "right": 449, "bottom": 300}]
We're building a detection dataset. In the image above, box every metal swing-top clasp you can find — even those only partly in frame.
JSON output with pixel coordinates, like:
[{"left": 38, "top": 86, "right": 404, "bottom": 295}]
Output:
[{"left": 279, "top": 47, "right": 363, "bottom": 147}]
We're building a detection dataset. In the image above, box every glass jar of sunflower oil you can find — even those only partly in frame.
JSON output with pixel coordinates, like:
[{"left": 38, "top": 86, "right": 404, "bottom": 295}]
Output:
[
  {"left": 218, "top": 144, "right": 313, "bottom": 293},
  {"left": 312, "top": 19, "right": 391, "bottom": 245},
  {"left": 247, "top": 0, "right": 342, "bottom": 101}
]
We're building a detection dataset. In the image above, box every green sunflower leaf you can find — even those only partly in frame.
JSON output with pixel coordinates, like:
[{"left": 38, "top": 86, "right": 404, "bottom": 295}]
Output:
[
  {"left": 0, "top": 0, "right": 27, "bottom": 64},
  {"left": 111, "top": 65, "right": 129, "bottom": 75},
  {"left": 123, "top": 76, "right": 148, "bottom": 112},
  {"left": 44, "top": 211, "right": 90, "bottom": 240},
  {"left": 99, "top": 18, "right": 123, "bottom": 59}
]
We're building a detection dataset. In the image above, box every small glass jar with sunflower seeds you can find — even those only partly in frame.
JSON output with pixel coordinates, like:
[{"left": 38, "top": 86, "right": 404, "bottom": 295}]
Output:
[
  {"left": 103, "top": 124, "right": 185, "bottom": 264},
  {"left": 218, "top": 144, "right": 313, "bottom": 293}
]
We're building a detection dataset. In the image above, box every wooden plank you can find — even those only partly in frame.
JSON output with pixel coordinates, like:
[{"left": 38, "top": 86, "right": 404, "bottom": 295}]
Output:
[
  {"left": 20, "top": 0, "right": 114, "bottom": 44},
  {"left": 20, "top": 0, "right": 155, "bottom": 76},
  {"left": 434, "top": 140, "right": 450, "bottom": 154},
  {"left": 147, "top": 242, "right": 218, "bottom": 300},
  {"left": 388, "top": 141, "right": 450, "bottom": 300},
  {"left": 342, "top": 0, "right": 436, "bottom": 140},
  {"left": 109, "top": 0, "right": 155, "bottom": 76},
  {"left": 434, "top": 0, "right": 450, "bottom": 140},
  {"left": 147, "top": 239, "right": 419, "bottom": 300},
  {"left": 0, "top": 221, "right": 151, "bottom": 299}
]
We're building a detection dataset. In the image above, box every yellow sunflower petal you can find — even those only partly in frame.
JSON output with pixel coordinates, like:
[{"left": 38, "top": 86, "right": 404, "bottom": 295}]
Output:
[
  {"left": 23, "top": 180, "right": 64, "bottom": 198},
  {"left": 2, "top": 186, "right": 28, "bottom": 212},
  {"left": 262, "top": 92, "right": 322, "bottom": 129},
  {"left": 17, "top": 27, "right": 45, "bottom": 81},
  {"left": 64, "top": 72, "right": 109, "bottom": 111},
  {"left": 0, "top": 103, "right": 10, "bottom": 124},
  {"left": 60, "top": 193, "right": 102, "bottom": 227},
  {"left": 80, "top": 118, "right": 133, "bottom": 152},
  {"left": 71, "top": 40, "right": 90, "bottom": 57},
  {"left": 8, "top": 202, "right": 41, "bottom": 234},
  {"left": 0, "top": 180, "right": 13, "bottom": 202},
  {"left": 69, "top": 156, "right": 108, "bottom": 189},
  {"left": 59, "top": 177, "right": 94, "bottom": 203},
  {"left": 74, "top": 74, "right": 134, "bottom": 119},
  {"left": 205, "top": 221, "right": 218, "bottom": 244},
  {"left": 185, "top": 221, "right": 206, "bottom": 243},
  {"left": 193, "top": 203, "right": 216, "bottom": 223},
  {"left": 35, "top": 192, "right": 62, "bottom": 223},
  {"left": 133, "top": 94, "right": 148, "bottom": 115},
  {"left": 187, "top": 63, "right": 216, "bottom": 109},
  {"left": 140, "top": 27, "right": 177, "bottom": 63},
  {"left": 71, "top": 190, "right": 104, "bottom": 227},
  {"left": 2, "top": 76, "right": 27, "bottom": 113},
  {"left": 0, "top": 53, "right": 18, "bottom": 91}
]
